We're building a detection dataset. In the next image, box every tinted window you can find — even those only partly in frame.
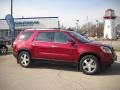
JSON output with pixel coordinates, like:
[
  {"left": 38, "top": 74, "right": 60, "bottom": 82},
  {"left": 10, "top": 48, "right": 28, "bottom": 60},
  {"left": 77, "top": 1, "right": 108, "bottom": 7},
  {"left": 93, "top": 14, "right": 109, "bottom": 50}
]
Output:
[
  {"left": 54, "top": 32, "right": 70, "bottom": 43},
  {"left": 69, "top": 31, "right": 89, "bottom": 43},
  {"left": 35, "top": 32, "right": 52, "bottom": 42},
  {"left": 18, "top": 31, "right": 33, "bottom": 40}
]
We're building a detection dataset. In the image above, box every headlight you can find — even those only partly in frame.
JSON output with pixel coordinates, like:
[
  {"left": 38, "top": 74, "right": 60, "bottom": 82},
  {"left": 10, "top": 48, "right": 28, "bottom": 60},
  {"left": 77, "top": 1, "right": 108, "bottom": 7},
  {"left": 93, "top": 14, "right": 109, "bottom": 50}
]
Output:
[{"left": 100, "top": 46, "right": 112, "bottom": 53}]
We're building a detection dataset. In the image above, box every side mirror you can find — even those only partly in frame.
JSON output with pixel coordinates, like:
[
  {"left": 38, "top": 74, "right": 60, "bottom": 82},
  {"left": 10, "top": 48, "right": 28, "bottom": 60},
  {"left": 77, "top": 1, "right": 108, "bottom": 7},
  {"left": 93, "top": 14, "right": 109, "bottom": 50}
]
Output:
[{"left": 67, "top": 40, "right": 76, "bottom": 46}]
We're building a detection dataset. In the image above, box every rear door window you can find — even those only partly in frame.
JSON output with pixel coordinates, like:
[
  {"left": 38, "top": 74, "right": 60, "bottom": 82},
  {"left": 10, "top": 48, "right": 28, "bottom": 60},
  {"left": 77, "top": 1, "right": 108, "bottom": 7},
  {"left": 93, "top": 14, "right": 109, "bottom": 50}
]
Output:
[
  {"left": 18, "top": 31, "right": 33, "bottom": 41},
  {"left": 34, "top": 32, "right": 52, "bottom": 42}
]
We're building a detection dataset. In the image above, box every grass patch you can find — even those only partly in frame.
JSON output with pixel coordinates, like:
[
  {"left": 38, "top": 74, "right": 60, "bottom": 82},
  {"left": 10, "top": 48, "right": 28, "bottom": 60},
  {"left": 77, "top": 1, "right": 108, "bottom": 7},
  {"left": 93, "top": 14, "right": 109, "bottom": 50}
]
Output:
[
  {"left": 7, "top": 45, "right": 12, "bottom": 52},
  {"left": 8, "top": 47, "right": 12, "bottom": 52},
  {"left": 114, "top": 48, "right": 120, "bottom": 52}
]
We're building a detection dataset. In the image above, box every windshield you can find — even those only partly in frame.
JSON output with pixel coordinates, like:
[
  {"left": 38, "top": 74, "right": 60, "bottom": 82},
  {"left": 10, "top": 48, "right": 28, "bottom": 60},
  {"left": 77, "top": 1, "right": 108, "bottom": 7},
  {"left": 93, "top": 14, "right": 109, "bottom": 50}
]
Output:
[{"left": 69, "top": 31, "right": 90, "bottom": 43}]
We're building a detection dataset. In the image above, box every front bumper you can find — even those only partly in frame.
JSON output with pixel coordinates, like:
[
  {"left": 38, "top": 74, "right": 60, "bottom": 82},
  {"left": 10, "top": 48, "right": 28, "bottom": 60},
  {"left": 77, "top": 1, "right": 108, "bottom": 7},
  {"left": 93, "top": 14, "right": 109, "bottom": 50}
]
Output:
[{"left": 103, "top": 52, "right": 117, "bottom": 67}]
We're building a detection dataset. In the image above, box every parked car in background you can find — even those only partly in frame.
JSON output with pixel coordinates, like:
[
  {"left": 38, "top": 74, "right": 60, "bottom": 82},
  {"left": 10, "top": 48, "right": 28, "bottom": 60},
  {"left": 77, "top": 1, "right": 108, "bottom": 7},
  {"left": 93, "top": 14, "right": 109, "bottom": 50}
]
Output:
[
  {"left": 12, "top": 29, "right": 117, "bottom": 75},
  {"left": 0, "top": 37, "right": 11, "bottom": 45},
  {"left": 0, "top": 40, "right": 8, "bottom": 54}
]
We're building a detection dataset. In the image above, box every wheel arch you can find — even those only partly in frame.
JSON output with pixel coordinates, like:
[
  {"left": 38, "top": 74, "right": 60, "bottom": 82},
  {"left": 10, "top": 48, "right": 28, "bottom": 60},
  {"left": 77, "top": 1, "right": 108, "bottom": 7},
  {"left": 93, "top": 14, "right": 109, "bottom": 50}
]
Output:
[
  {"left": 0, "top": 45, "right": 8, "bottom": 49},
  {"left": 17, "top": 48, "right": 32, "bottom": 63}
]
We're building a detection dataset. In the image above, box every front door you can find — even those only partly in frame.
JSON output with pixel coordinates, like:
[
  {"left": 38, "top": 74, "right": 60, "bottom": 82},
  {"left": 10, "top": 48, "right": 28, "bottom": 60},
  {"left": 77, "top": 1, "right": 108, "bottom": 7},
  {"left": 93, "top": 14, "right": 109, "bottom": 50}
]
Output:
[{"left": 51, "top": 32, "right": 78, "bottom": 62}]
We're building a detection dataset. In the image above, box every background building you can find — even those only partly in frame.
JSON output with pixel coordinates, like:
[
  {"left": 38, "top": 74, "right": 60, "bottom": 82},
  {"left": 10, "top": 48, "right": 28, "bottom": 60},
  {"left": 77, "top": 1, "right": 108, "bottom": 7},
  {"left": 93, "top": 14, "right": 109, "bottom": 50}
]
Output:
[{"left": 0, "top": 17, "right": 59, "bottom": 39}]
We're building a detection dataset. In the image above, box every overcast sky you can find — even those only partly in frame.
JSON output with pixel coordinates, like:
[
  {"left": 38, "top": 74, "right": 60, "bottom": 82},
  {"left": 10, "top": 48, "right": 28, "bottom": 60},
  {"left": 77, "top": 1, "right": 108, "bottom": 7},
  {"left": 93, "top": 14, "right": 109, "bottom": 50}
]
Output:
[{"left": 0, "top": 0, "right": 120, "bottom": 27}]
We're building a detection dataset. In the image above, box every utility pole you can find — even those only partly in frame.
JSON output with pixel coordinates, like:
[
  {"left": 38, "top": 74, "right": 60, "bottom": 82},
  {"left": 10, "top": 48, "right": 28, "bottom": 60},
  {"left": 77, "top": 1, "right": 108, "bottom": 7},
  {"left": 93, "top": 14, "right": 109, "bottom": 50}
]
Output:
[
  {"left": 11, "top": 0, "right": 13, "bottom": 16},
  {"left": 11, "top": 0, "right": 15, "bottom": 42}
]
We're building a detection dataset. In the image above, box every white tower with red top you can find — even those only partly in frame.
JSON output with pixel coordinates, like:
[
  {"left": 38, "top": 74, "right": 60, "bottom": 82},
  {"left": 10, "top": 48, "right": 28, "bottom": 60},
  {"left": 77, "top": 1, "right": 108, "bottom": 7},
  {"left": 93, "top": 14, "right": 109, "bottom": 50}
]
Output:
[{"left": 104, "top": 9, "right": 116, "bottom": 39}]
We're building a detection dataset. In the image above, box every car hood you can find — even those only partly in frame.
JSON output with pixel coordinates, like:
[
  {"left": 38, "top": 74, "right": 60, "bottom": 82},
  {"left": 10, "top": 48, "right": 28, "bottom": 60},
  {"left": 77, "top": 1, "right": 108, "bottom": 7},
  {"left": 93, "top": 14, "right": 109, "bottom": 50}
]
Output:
[{"left": 85, "top": 41, "right": 113, "bottom": 49}]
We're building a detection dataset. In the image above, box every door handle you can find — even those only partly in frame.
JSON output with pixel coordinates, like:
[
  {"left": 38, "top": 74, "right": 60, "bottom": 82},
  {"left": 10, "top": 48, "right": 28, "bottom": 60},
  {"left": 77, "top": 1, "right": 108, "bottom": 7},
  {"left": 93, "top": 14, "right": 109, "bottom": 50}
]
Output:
[
  {"left": 52, "top": 45, "right": 56, "bottom": 48},
  {"left": 32, "top": 43, "right": 35, "bottom": 46}
]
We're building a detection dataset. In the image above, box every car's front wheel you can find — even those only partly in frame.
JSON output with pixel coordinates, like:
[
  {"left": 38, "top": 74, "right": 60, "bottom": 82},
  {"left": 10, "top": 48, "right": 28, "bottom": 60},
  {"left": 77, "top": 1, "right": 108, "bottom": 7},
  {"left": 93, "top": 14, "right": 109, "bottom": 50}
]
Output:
[
  {"left": 80, "top": 55, "right": 100, "bottom": 75},
  {"left": 18, "top": 51, "right": 32, "bottom": 68},
  {"left": 0, "top": 46, "right": 7, "bottom": 54}
]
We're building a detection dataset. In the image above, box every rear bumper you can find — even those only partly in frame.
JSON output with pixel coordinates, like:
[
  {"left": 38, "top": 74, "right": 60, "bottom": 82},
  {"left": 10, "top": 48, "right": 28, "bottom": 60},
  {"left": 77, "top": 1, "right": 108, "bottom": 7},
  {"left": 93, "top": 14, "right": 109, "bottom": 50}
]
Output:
[
  {"left": 13, "top": 52, "right": 18, "bottom": 59},
  {"left": 13, "top": 52, "right": 19, "bottom": 63}
]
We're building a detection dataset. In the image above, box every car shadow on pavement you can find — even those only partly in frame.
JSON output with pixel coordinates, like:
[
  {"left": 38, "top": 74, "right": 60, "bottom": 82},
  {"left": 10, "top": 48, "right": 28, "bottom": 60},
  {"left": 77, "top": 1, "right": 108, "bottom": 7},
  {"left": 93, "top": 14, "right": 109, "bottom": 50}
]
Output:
[
  {"left": 0, "top": 51, "right": 12, "bottom": 56},
  {"left": 32, "top": 61, "right": 78, "bottom": 72},
  {"left": 32, "top": 61, "right": 120, "bottom": 75},
  {"left": 99, "top": 62, "right": 120, "bottom": 76}
]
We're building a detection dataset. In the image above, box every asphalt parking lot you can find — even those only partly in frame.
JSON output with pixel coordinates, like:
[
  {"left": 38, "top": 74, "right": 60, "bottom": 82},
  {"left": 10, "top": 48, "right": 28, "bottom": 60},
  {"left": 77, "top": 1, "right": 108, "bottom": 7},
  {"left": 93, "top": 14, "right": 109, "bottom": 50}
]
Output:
[{"left": 0, "top": 52, "right": 120, "bottom": 90}]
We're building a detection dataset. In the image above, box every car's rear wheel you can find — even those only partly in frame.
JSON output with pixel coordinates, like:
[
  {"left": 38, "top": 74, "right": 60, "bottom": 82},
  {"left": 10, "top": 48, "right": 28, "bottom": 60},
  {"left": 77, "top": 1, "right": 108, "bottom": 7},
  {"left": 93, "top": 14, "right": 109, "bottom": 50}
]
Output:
[
  {"left": 80, "top": 55, "right": 100, "bottom": 75},
  {"left": 18, "top": 51, "right": 32, "bottom": 68},
  {"left": 0, "top": 46, "right": 7, "bottom": 54}
]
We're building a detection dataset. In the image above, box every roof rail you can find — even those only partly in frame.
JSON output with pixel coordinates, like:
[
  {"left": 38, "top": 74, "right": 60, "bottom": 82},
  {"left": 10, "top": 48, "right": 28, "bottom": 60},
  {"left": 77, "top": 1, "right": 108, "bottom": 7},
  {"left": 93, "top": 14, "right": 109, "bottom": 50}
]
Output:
[{"left": 25, "top": 28, "right": 61, "bottom": 31}]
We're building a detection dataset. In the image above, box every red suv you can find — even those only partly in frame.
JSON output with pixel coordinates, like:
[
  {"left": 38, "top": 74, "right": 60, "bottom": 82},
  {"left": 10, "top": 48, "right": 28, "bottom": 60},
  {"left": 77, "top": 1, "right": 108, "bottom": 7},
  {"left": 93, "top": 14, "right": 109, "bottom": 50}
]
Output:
[{"left": 12, "top": 29, "right": 117, "bottom": 75}]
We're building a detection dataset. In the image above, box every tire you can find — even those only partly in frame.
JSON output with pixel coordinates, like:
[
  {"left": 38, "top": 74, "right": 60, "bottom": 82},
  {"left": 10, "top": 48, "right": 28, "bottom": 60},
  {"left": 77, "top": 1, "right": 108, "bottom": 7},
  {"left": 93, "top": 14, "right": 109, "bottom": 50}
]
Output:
[
  {"left": 80, "top": 55, "right": 100, "bottom": 75},
  {"left": 18, "top": 51, "right": 32, "bottom": 68},
  {"left": 0, "top": 46, "right": 7, "bottom": 54}
]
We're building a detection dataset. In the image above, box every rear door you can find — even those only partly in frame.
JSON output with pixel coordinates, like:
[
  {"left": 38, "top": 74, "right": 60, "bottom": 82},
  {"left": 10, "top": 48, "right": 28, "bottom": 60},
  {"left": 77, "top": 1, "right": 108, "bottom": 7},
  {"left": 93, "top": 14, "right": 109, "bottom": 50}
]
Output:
[{"left": 32, "top": 31, "right": 54, "bottom": 59}]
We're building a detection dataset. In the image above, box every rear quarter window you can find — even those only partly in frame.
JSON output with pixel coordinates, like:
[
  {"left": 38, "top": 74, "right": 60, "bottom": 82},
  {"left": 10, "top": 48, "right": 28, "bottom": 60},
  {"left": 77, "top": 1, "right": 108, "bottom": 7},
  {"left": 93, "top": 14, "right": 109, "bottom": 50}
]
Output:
[{"left": 18, "top": 31, "right": 33, "bottom": 41}]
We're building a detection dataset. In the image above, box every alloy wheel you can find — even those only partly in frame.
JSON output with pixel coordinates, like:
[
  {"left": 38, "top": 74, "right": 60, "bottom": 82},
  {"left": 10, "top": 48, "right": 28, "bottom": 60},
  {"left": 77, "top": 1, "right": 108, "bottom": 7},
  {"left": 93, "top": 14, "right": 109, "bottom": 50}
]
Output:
[
  {"left": 0, "top": 46, "right": 7, "bottom": 54},
  {"left": 82, "top": 58, "right": 96, "bottom": 73},
  {"left": 20, "top": 53, "right": 30, "bottom": 67}
]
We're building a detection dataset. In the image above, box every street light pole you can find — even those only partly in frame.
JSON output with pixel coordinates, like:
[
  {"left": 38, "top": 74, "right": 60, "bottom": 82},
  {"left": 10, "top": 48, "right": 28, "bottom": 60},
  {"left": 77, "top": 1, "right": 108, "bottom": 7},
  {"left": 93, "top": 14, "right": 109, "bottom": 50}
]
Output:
[
  {"left": 76, "top": 20, "right": 79, "bottom": 32},
  {"left": 96, "top": 20, "right": 99, "bottom": 38},
  {"left": 86, "top": 16, "right": 89, "bottom": 36}
]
